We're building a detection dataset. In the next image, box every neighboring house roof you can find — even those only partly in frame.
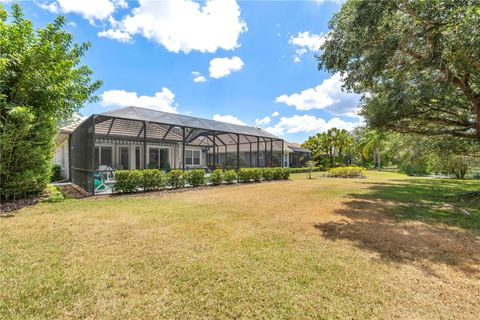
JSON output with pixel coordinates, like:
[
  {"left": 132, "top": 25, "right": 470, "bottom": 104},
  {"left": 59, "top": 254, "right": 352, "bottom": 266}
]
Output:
[
  {"left": 98, "top": 106, "right": 281, "bottom": 140},
  {"left": 60, "top": 122, "right": 80, "bottom": 133},
  {"left": 286, "top": 141, "right": 311, "bottom": 153}
]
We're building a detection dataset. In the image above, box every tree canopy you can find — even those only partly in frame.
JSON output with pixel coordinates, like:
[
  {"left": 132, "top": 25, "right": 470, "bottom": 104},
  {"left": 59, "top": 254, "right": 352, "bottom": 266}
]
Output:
[
  {"left": 0, "top": 4, "right": 101, "bottom": 200},
  {"left": 318, "top": 0, "right": 480, "bottom": 140}
]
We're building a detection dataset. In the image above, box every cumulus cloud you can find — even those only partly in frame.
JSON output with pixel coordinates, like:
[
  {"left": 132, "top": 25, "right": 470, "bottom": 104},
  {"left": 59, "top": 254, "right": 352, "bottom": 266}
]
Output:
[
  {"left": 271, "top": 111, "right": 279, "bottom": 117},
  {"left": 193, "top": 76, "right": 207, "bottom": 83},
  {"left": 191, "top": 71, "right": 207, "bottom": 83},
  {"left": 275, "top": 73, "right": 362, "bottom": 117},
  {"left": 209, "top": 56, "right": 244, "bottom": 79},
  {"left": 289, "top": 31, "right": 326, "bottom": 62},
  {"left": 255, "top": 116, "right": 271, "bottom": 126},
  {"left": 101, "top": 88, "right": 177, "bottom": 113},
  {"left": 265, "top": 114, "right": 361, "bottom": 136},
  {"left": 100, "top": 0, "right": 247, "bottom": 53},
  {"left": 38, "top": 0, "right": 123, "bottom": 22},
  {"left": 98, "top": 29, "right": 132, "bottom": 43},
  {"left": 212, "top": 114, "right": 245, "bottom": 125}
]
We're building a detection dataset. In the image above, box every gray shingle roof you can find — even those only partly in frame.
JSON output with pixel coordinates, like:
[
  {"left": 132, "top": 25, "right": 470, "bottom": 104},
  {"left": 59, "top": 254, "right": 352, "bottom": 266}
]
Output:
[{"left": 98, "top": 106, "right": 281, "bottom": 140}]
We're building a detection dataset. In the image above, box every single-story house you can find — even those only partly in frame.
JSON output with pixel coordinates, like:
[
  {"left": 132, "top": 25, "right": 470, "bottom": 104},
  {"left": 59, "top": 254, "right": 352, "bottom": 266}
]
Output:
[
  {"left": 55, "top": 106, "right": 297, "bottom": 194},
  {"left": 285, "top": 142, "right": 312, "bottom": 167}
]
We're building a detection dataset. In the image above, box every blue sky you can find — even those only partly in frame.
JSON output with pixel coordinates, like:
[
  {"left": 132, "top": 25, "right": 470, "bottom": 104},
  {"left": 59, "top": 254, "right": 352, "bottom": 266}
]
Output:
[{"left": 7, "top": 0, "right": 362, "bottom": 143}]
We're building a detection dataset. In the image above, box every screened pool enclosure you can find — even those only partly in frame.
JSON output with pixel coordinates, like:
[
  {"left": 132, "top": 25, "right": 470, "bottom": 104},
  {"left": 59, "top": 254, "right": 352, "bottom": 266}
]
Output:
[{"left": 69, "top": 107, "right": 285, "bottom": 194}]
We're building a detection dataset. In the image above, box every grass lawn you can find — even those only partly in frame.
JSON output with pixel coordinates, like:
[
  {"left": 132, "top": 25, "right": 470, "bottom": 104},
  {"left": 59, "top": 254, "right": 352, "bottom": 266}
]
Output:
[{"left": 1, "top": 171, "right": 479, "bottom": 319}]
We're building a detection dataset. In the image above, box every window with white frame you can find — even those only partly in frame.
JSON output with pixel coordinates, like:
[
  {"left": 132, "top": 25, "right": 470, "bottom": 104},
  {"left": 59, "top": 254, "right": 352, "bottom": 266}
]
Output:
[
  {"left": 118, "top": 146, "right": 129, "bottom": 169},
  {"left": 94, "top": 146, "right": 113, "bottom": 168},
  {"left": 186, "top": 149, "right": 200, "bottom": 166}
]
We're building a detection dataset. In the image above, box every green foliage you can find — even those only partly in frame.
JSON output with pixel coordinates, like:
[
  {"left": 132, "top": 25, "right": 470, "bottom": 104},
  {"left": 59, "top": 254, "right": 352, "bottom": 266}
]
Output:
[
  {"left": 114, "top": 170, "right": 143, "bottom": 193},
  {"left": 184, "top": 169, "right": 205, "bottom": 187},
  {"left": 1, "top": 107, "right": 55, "bottom": 200},
  {"left": 167, "top": 170, "right": 184, "bottom": 189},
  {"left": 327, "top": 166, "right": 365, "bottom": 178},
  {"left": 289, "top": 166, "right": 323, "bottom": 174},
  {"left": 272, "top": 168, "right": 284, "bottom": 180},
  {"left": 51, "top": 165, "right": 62, "bottom": 182},
  {"left": 303, "top": 128, "right": 354, "bottom": 165},
  {"left": 318, "top": 0, "right": 480, "bottom": 140},
  {"left": 261, "top": 168, "right": 274, "bottom": 181},
  {"left": 142, "top": 169, "right": 166, "bottom": 191},
  {"left": 223, "top": 170, "right": 237, "bottom": 184},
  {"left": 42, "top": 185, "right": 65, "bottom": 203},
  {"left": 0, "top": 4, "right": 101, "bottom": 201},
  {"left": 209, "top": 169, "right": 223, "bottom": 185},
  {"left": 431, "top": 155, "right": 470, "bottom": 179},
  {"left": 238, "top": 168, "right": 262, "bottom": 183}
]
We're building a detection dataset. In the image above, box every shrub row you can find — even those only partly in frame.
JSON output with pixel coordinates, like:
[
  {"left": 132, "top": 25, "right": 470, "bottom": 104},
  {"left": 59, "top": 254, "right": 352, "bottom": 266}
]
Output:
[
  {"left": 113, "top": 167, "right": 291, "bottom": 193},
  {"left": 289, "top": 167, "right": 324, "bottom": 174},
  {"left": 326, "top": 166, "right": 365, "bottom": 178}
]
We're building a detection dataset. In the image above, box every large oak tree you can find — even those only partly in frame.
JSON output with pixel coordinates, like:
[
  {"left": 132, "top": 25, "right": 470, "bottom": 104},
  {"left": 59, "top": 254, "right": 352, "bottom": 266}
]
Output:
[{"left": 318, "top": 0, "right": 480, "bottom": 139}]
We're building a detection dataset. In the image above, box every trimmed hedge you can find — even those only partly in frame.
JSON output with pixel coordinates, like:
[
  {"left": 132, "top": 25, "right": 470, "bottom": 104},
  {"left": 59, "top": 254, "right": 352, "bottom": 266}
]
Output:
[
  {"left": 289, "top": 167, "right": 324, "bottom": 174},
  {"left": 326, "top": 166, "right": 365, "bottom": 178},
  {"left": 223, "top": 170, "right": 237, "bottom": 184},
  {"left": 112, "top": 167, "right": 291, "bottom": 193},
  {"left": 238, "top": 168, "right": 262, "bottom": 183},
  {"left": 210, "top": 169, "right": 223, "bottom": 185},
  {"left": 184, "top": 169, "right": 205, "bottom": 187},
  {"left": 143, "top": 169, "right": 166, "bottom": 191},
  {"left": 167, "top": 170, "right": 184, "bottom": 189},
  {"left": 114, "top": 170, "right": 143, "bottom": 193}
]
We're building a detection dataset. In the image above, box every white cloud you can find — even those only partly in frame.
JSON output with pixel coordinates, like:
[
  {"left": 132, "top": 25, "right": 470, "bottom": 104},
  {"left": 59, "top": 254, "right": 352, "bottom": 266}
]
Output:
[
  {"left": 275, "top": 73, "right": 362, "bottom": 117},
  {"left": 193, "top": 75, "right": 207, "bottom": 83},
  {"left": 103, "top": 0, "right": 247, "bottom": 53},
  {"left": 38, "top": 0, "right": 120, "bottom": 22},
  {"left": 209, "top": 56, "right": 244, "bottom": 79},
  {"left": 191, "top": 71, "right": 206, "bottom": 83},
  {"left": 255, "top": 116, "right": 271, "bottom": 126},
  {"left": 289, "top": 31, "right": 326, "bottom": 62},
  {"left": 271, "top": 111, "right": 279, "bottom": 117},
  {"left": 98, "top": 29, "right": 132, "bottom": 43},
  {"left": 265, "top": 115, "right": 361, "bottom": 136},
  {"left": 101, "top": 88, "right": 177, "bottom": 113},
  {"left": 213, "top": 114, "right": 245, "bottom": 125}
]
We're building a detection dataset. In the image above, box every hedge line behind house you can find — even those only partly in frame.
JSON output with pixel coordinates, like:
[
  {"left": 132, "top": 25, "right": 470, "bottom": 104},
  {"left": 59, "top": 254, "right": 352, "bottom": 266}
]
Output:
[{"left": 113, "top": 168, "right": 291, "bottom": 193}]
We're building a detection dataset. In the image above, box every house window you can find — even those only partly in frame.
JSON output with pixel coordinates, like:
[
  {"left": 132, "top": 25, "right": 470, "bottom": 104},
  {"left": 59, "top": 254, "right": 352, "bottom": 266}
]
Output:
[
  {"left": 148, "top": 148, "right": 169, "bottom": 169},
  {"left": 186, "top": 150, "right": 200, "bottom": 166},
  {"left": 135, "top": 146, "right": 141, "bottom": 169},
  {"left": 119, "top": 147, "right": 129, "bottom": 169},
  {"left": 94, "top": 146, "right": 113, "bottom": 168}
]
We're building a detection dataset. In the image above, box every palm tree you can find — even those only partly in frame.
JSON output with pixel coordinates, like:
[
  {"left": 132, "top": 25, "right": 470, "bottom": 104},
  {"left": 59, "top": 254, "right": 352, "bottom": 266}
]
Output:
[{"left": 360, "top": 130, "right": 387, "bottom": 170}]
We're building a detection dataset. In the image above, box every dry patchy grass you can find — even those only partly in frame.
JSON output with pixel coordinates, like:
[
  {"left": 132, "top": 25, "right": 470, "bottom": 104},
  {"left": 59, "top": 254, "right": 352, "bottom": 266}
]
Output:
[{"left": 1, "top": 171, "right": 479, "bottom": 319}]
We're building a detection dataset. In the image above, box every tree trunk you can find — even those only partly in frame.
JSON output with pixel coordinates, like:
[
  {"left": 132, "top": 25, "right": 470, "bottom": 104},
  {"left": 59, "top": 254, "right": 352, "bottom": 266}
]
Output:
[{"left": 377, "top": 148, "right": 381, "bottom": 170}]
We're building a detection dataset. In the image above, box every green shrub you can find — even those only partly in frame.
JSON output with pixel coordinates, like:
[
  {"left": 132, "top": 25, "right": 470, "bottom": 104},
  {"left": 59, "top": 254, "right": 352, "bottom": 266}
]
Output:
[
  {"left": 326, "top": 166, "right": 365, "bottom": 178},
  {"left": 114, "top": 170, "right": 143, "bottom": 193},
  {"left": 210, "top": 169, "right": 223, "bottom": 185},
  {"left": 184, "top": 169, "right": 205, "bottom": 187},
  {"left": 281, "top": 168, "right": 290, "bottom": 180},
  {"left": 238, "top": 168, "right": 254, "bottom": 183},
  {"left": 262, "top": 168, "right": 274, "bottom": 181},
  {"left": 50, "top": 165, "right": 63, "bottom": 182},
  {"left": 223, "top": 170, "right": 237, "bottom": 184},
  {"left": 143, "top": 169, "right": 165, "bottom": 191},
  {"left": 272, "top": 168, "right": 284, "bottom": 180},
  {"left": 251, "top": 168, "right": 262, "bottom": 182},
  {"left": 167, "top": 170, "right": 184, "bottom": 188},
  {"left": 289, "top": 167, "right": 323, "bottom": 174},
  {"left": 42, "top": 185, "right": 65, "bottom": 203}
]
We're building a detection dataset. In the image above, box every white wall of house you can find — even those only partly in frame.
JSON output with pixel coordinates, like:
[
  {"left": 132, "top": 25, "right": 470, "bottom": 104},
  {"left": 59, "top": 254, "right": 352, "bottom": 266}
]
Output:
[{"left": 53, "top": 139, "right": 69, "bottom": 179}]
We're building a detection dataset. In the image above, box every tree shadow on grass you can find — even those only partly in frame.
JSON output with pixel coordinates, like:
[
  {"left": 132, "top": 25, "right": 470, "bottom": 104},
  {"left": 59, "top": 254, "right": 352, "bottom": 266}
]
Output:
[{"left": 314, "top": 179, "right": 480, "bottom": 276}]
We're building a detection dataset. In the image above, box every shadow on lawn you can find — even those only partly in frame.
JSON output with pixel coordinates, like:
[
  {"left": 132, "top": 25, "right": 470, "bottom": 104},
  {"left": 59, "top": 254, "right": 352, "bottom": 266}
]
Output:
[{"left": 315, "top": 179, "right": 480, "bottom": 276}]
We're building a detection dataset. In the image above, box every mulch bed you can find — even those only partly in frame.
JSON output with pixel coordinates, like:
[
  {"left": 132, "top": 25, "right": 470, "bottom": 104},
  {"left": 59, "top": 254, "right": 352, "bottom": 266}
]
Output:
[{"left": 1, "top": 197, "right": 43, "bottom": 214}]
